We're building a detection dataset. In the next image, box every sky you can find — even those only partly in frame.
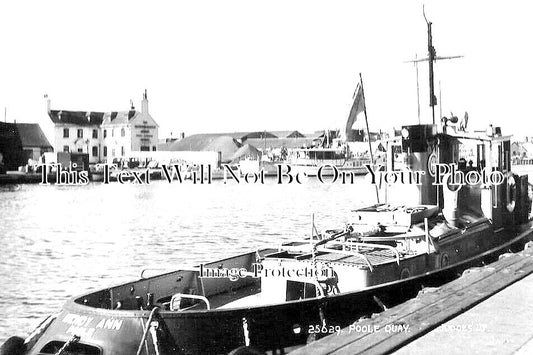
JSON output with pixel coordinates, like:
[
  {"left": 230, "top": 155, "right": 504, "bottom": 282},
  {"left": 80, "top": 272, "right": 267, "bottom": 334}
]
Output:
[{"left": 0, "top": 0, "right": 532, "bottom": 142}]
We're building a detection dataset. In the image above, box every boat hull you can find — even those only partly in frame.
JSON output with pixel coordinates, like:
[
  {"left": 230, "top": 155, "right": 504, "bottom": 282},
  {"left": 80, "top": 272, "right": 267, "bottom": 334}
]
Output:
[{"left": 22, "top": 224, "right": 533, "bottom": 355}]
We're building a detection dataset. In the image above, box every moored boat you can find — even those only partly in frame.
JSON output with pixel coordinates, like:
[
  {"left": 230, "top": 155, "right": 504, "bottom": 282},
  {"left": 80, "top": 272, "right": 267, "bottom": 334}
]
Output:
[
  {"left": 288, "top": 146, "right": 371, "bottom": 177},
  {"left": 4, "top": 18, "right": 533, "bottom": 355},
  {"left": 7, "top": 120, "right": 533, "bottom": 355}
]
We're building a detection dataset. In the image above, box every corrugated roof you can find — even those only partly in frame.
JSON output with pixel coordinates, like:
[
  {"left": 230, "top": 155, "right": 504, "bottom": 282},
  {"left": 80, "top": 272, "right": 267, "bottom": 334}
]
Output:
[{"left": 15, "top": 123, "right": 52, "bottom": 148}]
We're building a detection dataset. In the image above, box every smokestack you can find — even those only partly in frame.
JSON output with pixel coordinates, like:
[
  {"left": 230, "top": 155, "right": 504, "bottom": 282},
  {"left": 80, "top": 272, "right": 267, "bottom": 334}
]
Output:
[
  {"left": 141, "top": 89, "right": 149, "bottom": 114},
  {"left": 44, "top": 94, "right": 51, "bottom": 113}
]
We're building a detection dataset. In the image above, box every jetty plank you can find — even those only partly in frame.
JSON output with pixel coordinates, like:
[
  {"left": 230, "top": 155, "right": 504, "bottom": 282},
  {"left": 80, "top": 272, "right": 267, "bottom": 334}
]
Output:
[
  {"left": 291, "top": 247, "right": 533, "bottom": 355},
  {"left": 396, "top": 272, "right": 533, "bottom": 354},
  {"left": 293, "top": 250, "right": 532, "bottom": 354}
]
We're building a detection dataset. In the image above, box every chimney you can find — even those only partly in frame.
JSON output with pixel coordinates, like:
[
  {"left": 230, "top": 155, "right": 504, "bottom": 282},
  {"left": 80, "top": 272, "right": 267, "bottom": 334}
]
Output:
[
  {"left": 142, "top": 89, "right": 149, "bottom": 114},
  {"left": 45, "top": 94, "right": 51, "bottom": 113}
]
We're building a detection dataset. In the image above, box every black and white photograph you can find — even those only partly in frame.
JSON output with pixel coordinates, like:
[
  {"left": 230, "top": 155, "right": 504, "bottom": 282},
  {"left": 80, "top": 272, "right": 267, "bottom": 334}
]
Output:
[{"left": 2, "top": 1, "right": 533, "bottom": 354}]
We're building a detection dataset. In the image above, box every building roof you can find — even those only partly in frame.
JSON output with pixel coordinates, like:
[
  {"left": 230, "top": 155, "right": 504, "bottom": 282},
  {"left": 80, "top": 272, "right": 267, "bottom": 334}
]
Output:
[
  {"left": 231, "top": 143, "right": 262, "bottom": 163},
  {"left": 164, "top": 134, "right": 220, "bottom": 151},
  {"left": 48, "top": 110, "right": 105, "bottom": 126},
  {"left": 48, "top": 109, "right": 139, "bottom": 126},
  {"left": 246, "top": 137, "right": 317, "bottom": 150},
  {"left": 15, "top": 123, "right": 52, "bottom": 148},
  {"left": 102, "top": 110, "right": 139, "bottom": 125},
  {"left": 176, "top": 131, "right": 306, "bottom": 142},
  {"left": 268, "top": 130, "right": 306, "bottom": 138},
  {"left": 162, "top": 134, "right": 242, "bottom": 162},
  {"left": 305, "top": 131, "right": 326, "bottom": 139}
]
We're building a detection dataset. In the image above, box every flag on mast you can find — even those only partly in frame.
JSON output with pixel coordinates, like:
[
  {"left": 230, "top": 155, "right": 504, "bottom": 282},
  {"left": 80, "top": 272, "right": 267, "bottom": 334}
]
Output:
[{"left": 344, "top": 81, "right": 366, "bottom": 141}]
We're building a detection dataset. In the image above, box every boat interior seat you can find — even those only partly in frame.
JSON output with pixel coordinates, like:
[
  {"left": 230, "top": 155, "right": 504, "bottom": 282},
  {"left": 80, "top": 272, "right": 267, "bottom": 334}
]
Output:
[
  {"left": 216, "top": 292, "right": 269, "bottom": 309},
  {"left": 456, "top": 215, "right": 490, "bottom": 229},
  {"left": 208, "top": 284, "right": 261, "bottom": 309},
  {"left": 428, "top": 220, "right": 461, "bottom": 242}
]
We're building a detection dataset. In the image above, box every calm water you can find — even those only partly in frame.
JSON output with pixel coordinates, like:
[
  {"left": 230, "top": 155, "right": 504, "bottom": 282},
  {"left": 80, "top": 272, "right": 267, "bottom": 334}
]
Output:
[{"left": 0, "top": 176, "right": 374, "bottom": 343}]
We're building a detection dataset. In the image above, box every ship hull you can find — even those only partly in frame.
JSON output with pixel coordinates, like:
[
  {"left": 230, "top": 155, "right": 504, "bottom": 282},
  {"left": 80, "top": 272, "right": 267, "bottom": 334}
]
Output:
[{"left": 22, "top": 223, "right": 533, "bottom": 355}]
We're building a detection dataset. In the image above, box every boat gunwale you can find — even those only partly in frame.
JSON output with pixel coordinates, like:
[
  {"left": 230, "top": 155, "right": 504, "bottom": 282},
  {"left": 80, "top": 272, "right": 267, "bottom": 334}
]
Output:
[{"left": 60, "top": 223, "right": 533, "bottom": 318}]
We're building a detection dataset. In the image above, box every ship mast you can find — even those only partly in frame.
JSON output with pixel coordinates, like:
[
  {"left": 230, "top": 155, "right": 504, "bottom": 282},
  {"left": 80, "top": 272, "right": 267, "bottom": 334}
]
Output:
[
  {"left": 406, "top": 9, "right": 463, "bottom": 125},
  {"left": 424, "top": 12, "right": 437, "bottom": 124}
]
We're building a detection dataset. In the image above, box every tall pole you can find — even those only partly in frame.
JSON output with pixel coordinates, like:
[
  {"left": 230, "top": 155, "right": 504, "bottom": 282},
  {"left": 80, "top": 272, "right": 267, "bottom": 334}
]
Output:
[
  {"left": 439, "top": 80, "right": 442, "bottom": 119},
  {"left": 415, "top": 54, "right": 421, "bottom": 124},
  {"left": 359, "top": 73, "right": 379, "bottom": 203},
  {"left": 425, "top": 12, "right": 437, "bottom": 124}
]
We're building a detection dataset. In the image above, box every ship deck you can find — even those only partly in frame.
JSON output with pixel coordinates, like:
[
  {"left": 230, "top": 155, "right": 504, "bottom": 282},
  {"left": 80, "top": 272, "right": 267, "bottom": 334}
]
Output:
[{"left": 268, "top": 240, "right": 404, "bottom": 268}]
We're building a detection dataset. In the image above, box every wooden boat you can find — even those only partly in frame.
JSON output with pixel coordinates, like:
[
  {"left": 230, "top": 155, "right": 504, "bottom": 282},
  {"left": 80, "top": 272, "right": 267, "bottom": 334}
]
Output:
[{"left": 4, "top": 21, "right": 533, "bottom": 355}]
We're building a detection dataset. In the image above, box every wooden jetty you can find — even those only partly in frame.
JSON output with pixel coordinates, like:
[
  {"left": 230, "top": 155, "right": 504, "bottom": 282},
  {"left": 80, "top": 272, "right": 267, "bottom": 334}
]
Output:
[{"left": 291, "top": 241, "right": 533, "bottom": 354}]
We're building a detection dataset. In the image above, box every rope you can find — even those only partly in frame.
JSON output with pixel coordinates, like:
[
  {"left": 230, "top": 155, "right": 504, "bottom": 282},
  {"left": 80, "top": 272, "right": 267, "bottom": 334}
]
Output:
[
  {"left": 149, "top": 320, "right": 161, "bottom": 355},
  {"left": 55, "top": 335, "right": 80, "bottom": 355},
  {"left": 136, "top": 307, "right": 159, "bottom": 355},
  {"left": 312, "top": 229, "right": 349, "bottom": 294},
  {"left": 242, "top": 317, "right": 250, "bottom": 347}
]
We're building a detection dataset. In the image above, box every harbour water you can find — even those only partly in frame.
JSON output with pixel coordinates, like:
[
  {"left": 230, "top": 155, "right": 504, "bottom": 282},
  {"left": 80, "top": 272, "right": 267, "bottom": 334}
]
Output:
[{"left": 0, "top": 176, "right": 374, "bottom": 343}]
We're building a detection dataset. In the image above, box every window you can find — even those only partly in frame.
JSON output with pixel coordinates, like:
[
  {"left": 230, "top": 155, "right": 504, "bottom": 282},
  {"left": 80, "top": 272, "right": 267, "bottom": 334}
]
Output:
[
  {"left": 121, "top": 146, "right": 125, "bottom": 156},
  {"left": 63, "top": 128, "right": 69, "bottom": 138},
  {"left": 121, "top": 128, "right": 125, "bottom": 137},
  {"left": 92, "top": 129, "right": 98, "bottom": 139},
  {"left": 286, "top": 281, "right": 317, "bottom": 301},
  {"left": 77, "top": 129, "right": 83, "bottom": 138},
  {"left": 92, "top": 146, "right": 98, "bottom": 157},
  {"left": 112, "top": 129, "right": 114, "bottom": 137},
  {"left": 112, "top": 149, "right": 115, "bottom": 157},
  {"left": 63, "top": 145, "right": 69, "bottom": 153},
  {"left": 103, "top": 146, "right": 107, "bottom": 157},
  {"left": 152, "top": 146, "right": 157, "bottom": 151},
  {"left": 78, "top": 148, "right": 83, "bottom": 153},
  {"left": 104, "top": 129, "right": 107, "bottom": 138},
  {"left": 40, "top": 340, "right": 101, "bottom": 355},
  {"left": 140, "top": 146, "right": 149, "bottom": 152}
]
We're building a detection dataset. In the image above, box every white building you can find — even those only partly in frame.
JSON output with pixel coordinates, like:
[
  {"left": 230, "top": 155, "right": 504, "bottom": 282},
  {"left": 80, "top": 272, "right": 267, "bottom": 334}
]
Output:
[{"left": 48, "top": 91, "right": 159, "bottom": 164}]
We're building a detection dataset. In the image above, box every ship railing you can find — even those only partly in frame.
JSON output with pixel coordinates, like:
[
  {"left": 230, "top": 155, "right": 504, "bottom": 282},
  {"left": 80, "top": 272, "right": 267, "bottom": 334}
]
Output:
[
  {"left": 170, "top": 293, "right": 211, "bottom": 311},
  {"left": 355, "top": 232, "right": 426, "bottom": 242},
  {"left": 140, "top": 266, "right": 199, "bottom": 279},
  {"left": 342, "top": 241, "right": 401, "bottom": 266},
  {"left": 316, "top": 246, "right": 375, "bottom": 272},
  {"left": 318, "top": 240, "right": 401, "bottom": 269}
]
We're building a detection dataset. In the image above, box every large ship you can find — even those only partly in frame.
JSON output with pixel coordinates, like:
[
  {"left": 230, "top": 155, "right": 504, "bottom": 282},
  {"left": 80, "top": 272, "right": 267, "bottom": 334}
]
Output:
[
  {"left": 3, "top": 18, "right": 533, "bottom": 355},
  {"left": 288, "top": 145, "right": 372, "bottom": 177}
]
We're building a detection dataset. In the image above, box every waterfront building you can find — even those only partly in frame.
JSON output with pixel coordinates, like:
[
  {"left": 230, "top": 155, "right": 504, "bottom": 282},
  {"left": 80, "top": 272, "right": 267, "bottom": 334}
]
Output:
[
  {"left": 47, "top": 91, "right": 159, "bottom": 164},
  {"left": 0, "top": 122, "right": 52, "bottom": 171},
  {"left": 511, "top": 141, "right": 533, "bottom": 164}
]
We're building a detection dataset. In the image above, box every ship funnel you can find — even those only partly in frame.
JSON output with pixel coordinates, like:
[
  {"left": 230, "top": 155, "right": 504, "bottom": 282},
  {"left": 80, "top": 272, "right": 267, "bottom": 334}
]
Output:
[{"left": 441, "top": 174, "right": 461, "bottom": 226}]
